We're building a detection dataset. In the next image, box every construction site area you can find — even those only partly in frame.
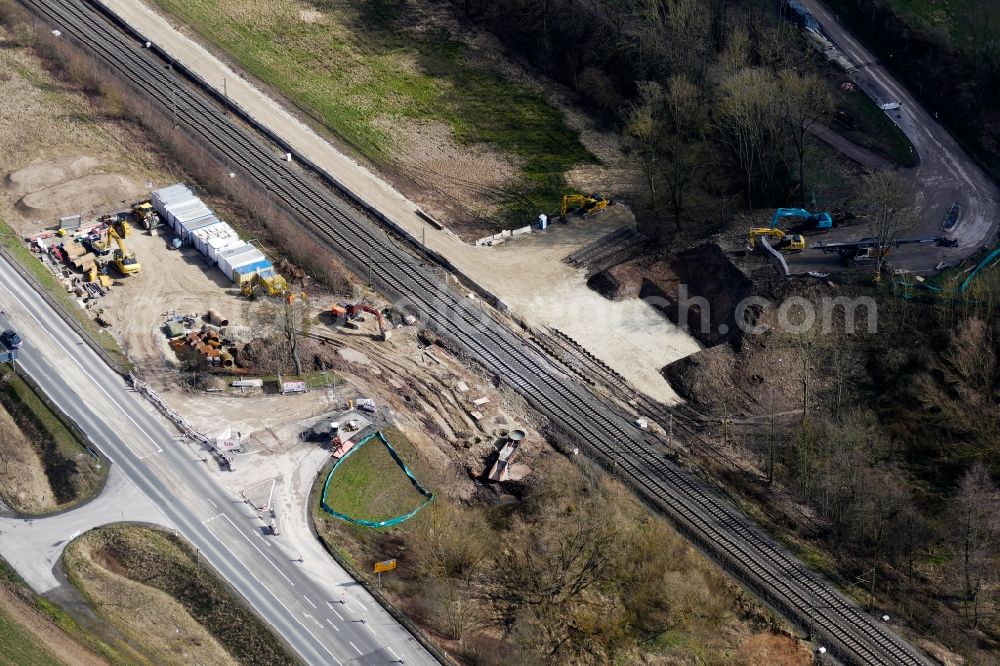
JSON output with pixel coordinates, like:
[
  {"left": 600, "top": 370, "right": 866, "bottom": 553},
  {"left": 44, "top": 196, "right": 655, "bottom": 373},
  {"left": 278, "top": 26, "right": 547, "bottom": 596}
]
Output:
[{"left": 3, "top": 0, "right": 1000, "bottom": 664}]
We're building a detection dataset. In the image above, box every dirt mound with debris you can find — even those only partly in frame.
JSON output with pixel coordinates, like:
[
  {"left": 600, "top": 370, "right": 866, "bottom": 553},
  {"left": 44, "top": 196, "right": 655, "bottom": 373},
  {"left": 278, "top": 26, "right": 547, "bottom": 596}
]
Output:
[
  {"left": 663, "top": 343, "right": 741, "bottom": 410},
  {"left": 590, "top": 243, "right": 753, "bottom": 347},
  {"left": 4, "top": 155, "right": 102, "bottom": 194},
  {"left": 16, "top": 173, "right": 146, "bottom": 219},
  {"left": 641, "top": 244, "right": 753, "bottom": 347}
]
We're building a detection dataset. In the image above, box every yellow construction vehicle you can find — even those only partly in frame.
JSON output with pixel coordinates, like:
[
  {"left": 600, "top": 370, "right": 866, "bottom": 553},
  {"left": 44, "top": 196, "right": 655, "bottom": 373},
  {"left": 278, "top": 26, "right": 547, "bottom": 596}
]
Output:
[
  {"left": 749, "top": 227, "right": 806, "bottom": 252},
  {"left": 131, "top": 202, "right": 160, "bottom": 231},
  {"left": 560, "top": 193, "right": 611, "bottom": 217},
  {"left": 107, "top": 226, "right": 140, "bottom": 275},
  {"left": 241, "top": 271, "right": 290, "bottom": 298}
]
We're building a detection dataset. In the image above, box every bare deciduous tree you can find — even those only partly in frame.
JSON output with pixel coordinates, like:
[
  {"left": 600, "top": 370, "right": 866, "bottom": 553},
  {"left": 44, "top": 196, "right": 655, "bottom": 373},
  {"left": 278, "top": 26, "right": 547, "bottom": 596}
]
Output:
[
  {"left": 861, "top": 169, "right": 915, "bottom": 279},
  {"left": 715, "top": 68, "right": 784, "bottom": 210},
  {"left": 949, "top": 463, "right": 1000, "bottom": 629},
  {"left": 780, "top": 69, "right": 834, "bottom": 200}
]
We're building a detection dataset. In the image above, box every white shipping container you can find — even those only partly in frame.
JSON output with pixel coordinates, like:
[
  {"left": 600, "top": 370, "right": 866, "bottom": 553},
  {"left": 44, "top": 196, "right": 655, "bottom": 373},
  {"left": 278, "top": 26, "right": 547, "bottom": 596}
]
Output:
[
  {"left": 219, "top": 246, "right": 264, "bottom": 281},
  {"left": 151, "top": 184, "right": 193, "bottom": 214},
  {"left": 181, "top": 215, "right": 219, "bottom": 242},
  {"left": 226, "top": 252, "right": 267, "bottom": 281},
  {"left": 172, "top": 208, "right": 212, "bottom": 235},
  {"left": 206, "top": 233, "right": 241, "bottom": 260},
  {"left": 165, "top": 201, "right": 207, "bottom": 231},
  {"left": 192, "top": 222, "right": 226, "bottom": 255},
  {"left": 202, "top": 227, "right": 238, "bottom": 258},
  {"left": 160, "top": 197, "right": 200, "bottom": 224}
]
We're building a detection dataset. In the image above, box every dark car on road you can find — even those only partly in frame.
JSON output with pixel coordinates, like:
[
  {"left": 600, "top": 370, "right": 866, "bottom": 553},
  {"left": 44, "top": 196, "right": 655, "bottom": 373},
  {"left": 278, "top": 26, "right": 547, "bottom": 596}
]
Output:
[{"left": 1, "top": 330, "right": 23, "bottom": 349}]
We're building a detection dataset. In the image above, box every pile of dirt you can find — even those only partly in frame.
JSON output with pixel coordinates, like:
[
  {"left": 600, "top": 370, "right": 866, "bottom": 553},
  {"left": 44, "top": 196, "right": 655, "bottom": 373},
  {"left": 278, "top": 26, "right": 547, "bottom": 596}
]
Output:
[
  {"left": 663, "top": 344, "right": 741, "bottom": 410},
  {"left": 590, "top": 243, "right": 753, "bottom": 347},
  {"left": 16, "top": 173, "right": 146, "bottom": 219},
  {"left": 641, "top": 244, "right": 754, "bottom": 347},
  {"left": 4, "top": 155, "right": 101, "bottom": 194}
]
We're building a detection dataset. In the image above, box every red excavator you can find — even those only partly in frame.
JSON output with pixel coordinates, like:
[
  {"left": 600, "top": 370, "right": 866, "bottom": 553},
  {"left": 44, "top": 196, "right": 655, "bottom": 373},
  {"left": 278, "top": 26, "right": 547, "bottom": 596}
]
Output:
[{"left": 331, "top": 303, "right": 390, "bottom": 341}]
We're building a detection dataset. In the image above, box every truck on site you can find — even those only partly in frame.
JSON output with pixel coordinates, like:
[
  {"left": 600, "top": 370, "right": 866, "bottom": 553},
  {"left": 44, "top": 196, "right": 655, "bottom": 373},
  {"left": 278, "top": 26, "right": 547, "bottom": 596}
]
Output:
[
  {"left": 769, "top": 207, "right": 833, "bottom": 233},
  {"left": 817, "top": 234, "right": 953, "bottom": 266},
  {"left": 749, "top": 227, "right": 806, "bottom": 252},
  {"left": 132, "top": 201, "right": 161, "bottom": 231}
]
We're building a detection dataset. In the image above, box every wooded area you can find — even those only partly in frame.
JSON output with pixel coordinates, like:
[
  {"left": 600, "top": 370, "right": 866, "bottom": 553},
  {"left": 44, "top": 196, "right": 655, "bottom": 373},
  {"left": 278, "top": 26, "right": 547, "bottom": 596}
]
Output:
[{"left": 450, "top": 0, "right": 839, "bottom": 236}]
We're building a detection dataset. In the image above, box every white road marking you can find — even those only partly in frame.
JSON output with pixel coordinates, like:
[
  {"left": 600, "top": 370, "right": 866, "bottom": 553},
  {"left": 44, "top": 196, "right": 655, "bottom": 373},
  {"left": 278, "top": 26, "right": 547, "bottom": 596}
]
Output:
[
  {"left": 328, "top": 606, "right": 344, "bottom": 622},
  {"left": 302, "top": 612, "right": 323, "bottom": 629},
  {"left": 206, "top": 497, "right": 218, "bottom": 509},
  {"left": 200, "top": 513, "right": 223, "bottom": 524},
  {"left": 303, "top": 595, "right": 317, "bottom": 609},
  {"left": 220, "top": 514, "right": 294, "bottom": 586},
  {"left": 203, "top": 523, "right": 342, "bottom": 665},
  {"left": 326, "top": 618, "right": 340, "bottom": 632},
  {"left": 0, "top": 280, "right": 163, "bottom": 457},
  {"left": 348, "top": 641, "right": 363, "bottom": 655}
]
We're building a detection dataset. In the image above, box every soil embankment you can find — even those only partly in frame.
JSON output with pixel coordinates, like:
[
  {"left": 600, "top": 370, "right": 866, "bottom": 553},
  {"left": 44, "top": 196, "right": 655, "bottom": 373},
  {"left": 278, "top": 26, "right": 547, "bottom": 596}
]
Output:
[
  {"left": 0, "top": 367, "right": 106, "bottom": 515},
  {"left": 64, "top": 525, "right": 298, "bottom": 666},
  {"left": 589, "top": 243, "right": 754, "bottom": 348}
]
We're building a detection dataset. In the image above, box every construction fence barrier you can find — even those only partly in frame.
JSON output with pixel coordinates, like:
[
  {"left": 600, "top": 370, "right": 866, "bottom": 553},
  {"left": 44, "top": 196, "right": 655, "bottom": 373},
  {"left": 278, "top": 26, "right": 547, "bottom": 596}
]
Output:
[{"left": 319, "top": 431, "right": 433, "bottom": 528}]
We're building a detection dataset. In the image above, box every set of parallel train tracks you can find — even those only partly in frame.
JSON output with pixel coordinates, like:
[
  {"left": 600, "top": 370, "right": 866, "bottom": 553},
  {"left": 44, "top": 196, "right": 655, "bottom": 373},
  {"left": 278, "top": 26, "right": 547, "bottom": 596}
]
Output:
[{"left": 24, "top": 0, "right": 929, "bottom": 662}]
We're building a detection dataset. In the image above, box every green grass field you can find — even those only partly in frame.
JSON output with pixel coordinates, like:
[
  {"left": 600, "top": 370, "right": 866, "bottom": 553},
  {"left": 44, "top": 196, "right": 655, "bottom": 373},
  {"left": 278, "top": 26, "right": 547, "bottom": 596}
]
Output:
[
  {"left": 0, "top": 605, "right": 64, "bottom": 666},
  {"left": 324, "top": 429, "right": 429, "bottom": 525},
  {"left": 832, "top": 79, "right": 917, "bottom": 166},
  {"left": 152, "top": 0, "right": 593, "bottom": 228}
]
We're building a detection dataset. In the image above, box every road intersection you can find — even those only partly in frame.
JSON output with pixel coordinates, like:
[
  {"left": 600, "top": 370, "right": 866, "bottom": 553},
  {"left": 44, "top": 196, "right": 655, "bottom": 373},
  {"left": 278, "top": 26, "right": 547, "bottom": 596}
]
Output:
[{"left": 0, "top": 255, "right": 433, "bottom": 666}]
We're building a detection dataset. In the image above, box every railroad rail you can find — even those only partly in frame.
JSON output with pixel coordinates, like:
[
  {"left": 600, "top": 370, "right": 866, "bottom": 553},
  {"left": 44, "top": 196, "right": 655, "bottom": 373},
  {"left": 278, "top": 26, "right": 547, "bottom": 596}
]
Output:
[{"left": 24, "top": 1, "right": 930, "bottom": 663}]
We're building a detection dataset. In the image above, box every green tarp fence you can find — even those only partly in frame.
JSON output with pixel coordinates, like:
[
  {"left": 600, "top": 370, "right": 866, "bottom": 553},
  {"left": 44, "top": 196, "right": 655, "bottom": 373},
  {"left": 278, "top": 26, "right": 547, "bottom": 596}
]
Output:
[{"left": 319, "top": 431, "right": 433, "bottom": 528}]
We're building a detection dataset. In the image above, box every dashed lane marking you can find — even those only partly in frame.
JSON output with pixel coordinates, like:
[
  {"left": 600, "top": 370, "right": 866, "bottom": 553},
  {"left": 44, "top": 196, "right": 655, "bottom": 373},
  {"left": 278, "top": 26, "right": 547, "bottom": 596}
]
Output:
[{"left": 220, "top": 514, "right": 294, "bottom": 586}]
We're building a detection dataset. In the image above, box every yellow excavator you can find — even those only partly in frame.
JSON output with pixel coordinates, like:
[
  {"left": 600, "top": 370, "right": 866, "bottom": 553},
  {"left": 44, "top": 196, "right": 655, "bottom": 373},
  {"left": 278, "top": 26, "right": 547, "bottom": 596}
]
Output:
[
  {"left": 560, "top": 193, "right": 611, "bottom": 217},
  {"left": 749, "top": 227, "right": 806, "bottom": 253},
  {"left": 105, "top": 226, "right": 140, "bottom": 275}
]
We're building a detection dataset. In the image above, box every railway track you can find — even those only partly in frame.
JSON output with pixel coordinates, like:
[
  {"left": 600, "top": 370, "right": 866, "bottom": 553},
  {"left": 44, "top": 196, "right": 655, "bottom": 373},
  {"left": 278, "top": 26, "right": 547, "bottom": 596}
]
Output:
[{"left": 25, "top": 1, "right": 930, "bottom": 663}]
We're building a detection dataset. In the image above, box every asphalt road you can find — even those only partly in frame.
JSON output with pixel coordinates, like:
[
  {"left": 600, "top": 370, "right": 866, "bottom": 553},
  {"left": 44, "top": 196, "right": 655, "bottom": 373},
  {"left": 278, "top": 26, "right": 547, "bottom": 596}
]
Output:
[
  {"left": 0, "top": 255, "right": 433, "bottom": 666},
  {"left": 787, "top": 0, "right": 999, "bottom": 274}
]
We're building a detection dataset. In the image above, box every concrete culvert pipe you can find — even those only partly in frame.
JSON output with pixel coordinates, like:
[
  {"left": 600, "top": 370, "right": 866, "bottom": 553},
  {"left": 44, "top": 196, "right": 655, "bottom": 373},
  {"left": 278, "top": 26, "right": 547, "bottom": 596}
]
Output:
[
  {"left": 220, "top": 352, "right": 234, "bottom": 368},
  {"left": 207, "top": 309, "right": 229, "bottom": 327}
]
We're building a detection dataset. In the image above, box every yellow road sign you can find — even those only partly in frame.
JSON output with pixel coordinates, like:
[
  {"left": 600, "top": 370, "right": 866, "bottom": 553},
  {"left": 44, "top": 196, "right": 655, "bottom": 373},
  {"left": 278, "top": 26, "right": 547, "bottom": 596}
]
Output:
[{"left": 374, "top": 559, "right": 397, "bottom": 573}]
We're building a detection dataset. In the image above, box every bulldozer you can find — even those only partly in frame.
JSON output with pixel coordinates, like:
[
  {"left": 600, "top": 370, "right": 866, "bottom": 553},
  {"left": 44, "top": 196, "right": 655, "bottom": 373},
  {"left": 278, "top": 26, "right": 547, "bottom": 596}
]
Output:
[
  {"left": 560, "top": 193, "right": 611, "bottom": 218},
  {"left": 132, "top": 201, "right": 161, "bottom": 231},
  {"left": 240, "top": 271, "right": 290, "bottom": 298},
  {"left": 749, "top": 227, "right": 806, "bottom": 253}
]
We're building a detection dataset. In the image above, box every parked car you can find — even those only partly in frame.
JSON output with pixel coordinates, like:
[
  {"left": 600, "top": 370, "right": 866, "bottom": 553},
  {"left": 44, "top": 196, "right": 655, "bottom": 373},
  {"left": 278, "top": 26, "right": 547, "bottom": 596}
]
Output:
[{"left": 1, "top": 329, "right": 22, "bottom": 349}]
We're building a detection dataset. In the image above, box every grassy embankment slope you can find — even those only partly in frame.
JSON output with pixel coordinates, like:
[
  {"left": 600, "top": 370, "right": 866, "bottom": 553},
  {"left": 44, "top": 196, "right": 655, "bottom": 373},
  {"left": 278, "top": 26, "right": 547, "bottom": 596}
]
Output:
[
  {"left": 153, "top": 0, "right": 594, "bottom": 229},
  {"left": 313, "top": 427, "right": 811, "bottom": 664},
  {"left": 0, "top": 557, "right": 119, "bottom": 666},
  {"left": 0, "top": 363, "right": 105, "bottom": 514},
  {"left": 64, "top": 525, "right": 300, "bottom": 666}
]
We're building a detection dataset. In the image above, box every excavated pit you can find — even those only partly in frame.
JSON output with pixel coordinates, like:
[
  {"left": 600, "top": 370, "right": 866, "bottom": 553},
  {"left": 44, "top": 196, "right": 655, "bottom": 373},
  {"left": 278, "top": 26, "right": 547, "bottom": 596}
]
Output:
[{"left": 590, "top": 243, "right": 753, "bottom": 348}]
